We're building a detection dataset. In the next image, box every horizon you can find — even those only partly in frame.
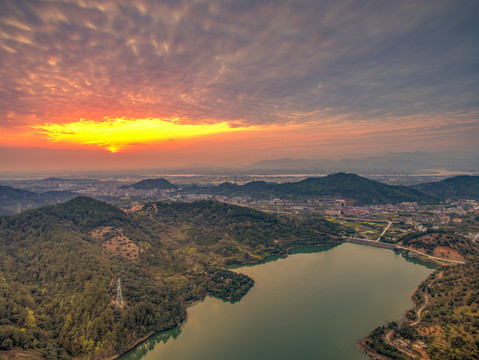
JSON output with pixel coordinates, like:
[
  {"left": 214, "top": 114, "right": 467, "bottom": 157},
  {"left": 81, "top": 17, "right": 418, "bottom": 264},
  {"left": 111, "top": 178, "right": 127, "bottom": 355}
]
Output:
[
  {"left": 1, "top": 1, "right": 478, "bottom": 173},
  {"left": 1, "top": 150, "right": 478, "bottom": 180}
]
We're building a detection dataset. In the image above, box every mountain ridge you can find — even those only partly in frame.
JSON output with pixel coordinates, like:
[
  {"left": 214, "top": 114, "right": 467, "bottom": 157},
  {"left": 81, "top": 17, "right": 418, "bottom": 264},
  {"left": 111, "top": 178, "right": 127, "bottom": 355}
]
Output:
[{"left": 208, "top": 172, "right": 438, "bottom": 204}]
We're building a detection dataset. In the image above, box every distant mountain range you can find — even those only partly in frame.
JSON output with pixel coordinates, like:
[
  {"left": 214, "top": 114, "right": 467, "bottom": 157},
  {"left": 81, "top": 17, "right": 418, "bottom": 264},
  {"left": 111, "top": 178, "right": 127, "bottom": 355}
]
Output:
[
  {"left": 250, "top": 151, "right": 479, "bottom": 173},
  {"left": 2, "top": 174, "right": 479, "bottom": 215},
  {"left": 209, "top": 173, "right": 438, "bottom": 205}
]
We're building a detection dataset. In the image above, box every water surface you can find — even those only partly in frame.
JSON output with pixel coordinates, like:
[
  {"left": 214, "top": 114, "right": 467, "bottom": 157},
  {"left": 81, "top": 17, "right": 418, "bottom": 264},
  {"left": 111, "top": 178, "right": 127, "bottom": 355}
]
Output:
[{"left": 118, "top": 243, "right": 434, "bottom": 360}]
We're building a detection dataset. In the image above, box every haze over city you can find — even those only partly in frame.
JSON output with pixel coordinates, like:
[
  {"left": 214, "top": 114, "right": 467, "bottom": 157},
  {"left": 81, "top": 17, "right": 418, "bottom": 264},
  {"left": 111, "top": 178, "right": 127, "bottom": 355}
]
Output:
[{"left": 1, "top": 0, "right": 478, "bottom": 173}]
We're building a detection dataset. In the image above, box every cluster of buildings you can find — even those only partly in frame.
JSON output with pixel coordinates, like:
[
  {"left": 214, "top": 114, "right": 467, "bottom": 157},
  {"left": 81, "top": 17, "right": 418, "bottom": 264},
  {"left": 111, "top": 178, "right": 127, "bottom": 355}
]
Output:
[{"left": 79, "top": 185, "right": 177, "bottom": 199}]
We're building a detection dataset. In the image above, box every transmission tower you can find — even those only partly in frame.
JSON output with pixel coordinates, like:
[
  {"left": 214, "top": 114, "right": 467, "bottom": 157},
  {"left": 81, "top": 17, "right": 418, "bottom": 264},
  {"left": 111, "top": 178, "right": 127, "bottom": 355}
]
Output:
[{"left": 116, "top": 278, "right": 124, "bottom": 308}]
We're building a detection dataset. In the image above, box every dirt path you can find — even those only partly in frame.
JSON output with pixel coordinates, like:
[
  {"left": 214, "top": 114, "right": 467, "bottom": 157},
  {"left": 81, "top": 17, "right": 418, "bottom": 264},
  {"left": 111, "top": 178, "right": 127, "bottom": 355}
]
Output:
[
  {"left": 376, "top": 221, "right": 392, "bottom": 241},
  {"left": 411, "top": 288, "right": 429, "bottom": 326},
  {"left": 411, "top": 271, "right": 442, "bottom": 327}
]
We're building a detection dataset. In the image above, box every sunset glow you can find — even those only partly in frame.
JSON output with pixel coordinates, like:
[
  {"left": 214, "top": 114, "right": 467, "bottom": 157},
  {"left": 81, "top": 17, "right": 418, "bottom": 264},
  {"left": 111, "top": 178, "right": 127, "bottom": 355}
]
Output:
[
  {"left": 0, "top": 0, "right": 477, "bottom": 173},
  {"left": 32, "top": 118, "right": 254, "bottom": 153}
]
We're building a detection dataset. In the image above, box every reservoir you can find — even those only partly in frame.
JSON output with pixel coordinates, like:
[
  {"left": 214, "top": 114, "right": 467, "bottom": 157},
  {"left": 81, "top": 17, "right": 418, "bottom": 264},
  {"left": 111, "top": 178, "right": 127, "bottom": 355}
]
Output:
[{"left": 118, "top": 243, "right": 435, "bottom": 360}]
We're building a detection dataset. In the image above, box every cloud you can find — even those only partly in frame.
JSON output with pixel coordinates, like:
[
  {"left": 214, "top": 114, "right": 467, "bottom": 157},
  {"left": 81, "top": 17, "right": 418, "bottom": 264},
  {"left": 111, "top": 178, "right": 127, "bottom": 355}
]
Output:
[{"left": 0, "top": 0, "right": 477, "bottom": 148}]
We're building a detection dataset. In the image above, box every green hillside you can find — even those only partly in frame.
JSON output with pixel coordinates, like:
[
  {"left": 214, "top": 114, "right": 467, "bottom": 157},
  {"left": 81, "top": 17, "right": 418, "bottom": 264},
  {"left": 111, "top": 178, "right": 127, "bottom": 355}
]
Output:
[
  {"left": 362, "top": 227, "right": 479, "bottom": 360},
  {"left": 398, "top": 230, "right": 479, "bottom": 259},
  {"left": 0, "top": 197, "right": 342, "bottom": 359},
  {"left": 0, "top": 185, "right": 77, "bottom": 215},
  {"left": 412, "top": 175, "right": 479, "bottom": 200}
]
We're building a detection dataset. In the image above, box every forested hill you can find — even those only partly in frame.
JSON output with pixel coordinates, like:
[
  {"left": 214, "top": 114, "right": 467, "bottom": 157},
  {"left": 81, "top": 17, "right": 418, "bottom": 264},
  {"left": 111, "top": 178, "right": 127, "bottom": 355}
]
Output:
[
  {"left": 0, "top": 197, "right": 344, "bottom": 359},
  {"left": 209, "top": 173, "right": 437, "bottom": 204},
  {"left": 0, "top": 185, "right": 77, "bottom": 215},
  {"left": 363, "top": 229, "right": 479, "bottom": 360},
  {"left": 121, "top": 178, "right": 178, "bottom": 190},
  {"left": 411, "top": 175, "right": 479, "bottom": 200}
]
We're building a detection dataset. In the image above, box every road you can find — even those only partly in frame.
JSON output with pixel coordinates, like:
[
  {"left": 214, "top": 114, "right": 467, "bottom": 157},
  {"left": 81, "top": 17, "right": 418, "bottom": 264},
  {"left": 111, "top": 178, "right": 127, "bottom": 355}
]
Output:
[
  {"left": 376, "top": 221, "right": 393, "bottom": 242},
  {"left": 394, "top": 245, "right": 466, "bottom": 264},
  {"left": 344, "top": 237, "right": 466, "bottom": 264},
  {"left": 411, "top": 287, "right": 429, "bottom": 326}
]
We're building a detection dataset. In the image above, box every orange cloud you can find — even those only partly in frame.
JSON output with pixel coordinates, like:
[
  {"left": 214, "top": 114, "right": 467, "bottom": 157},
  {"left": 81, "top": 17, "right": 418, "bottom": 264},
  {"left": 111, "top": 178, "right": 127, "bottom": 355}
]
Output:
[{"left": 31, "top": 117, "right": 257, "bottom": 153}]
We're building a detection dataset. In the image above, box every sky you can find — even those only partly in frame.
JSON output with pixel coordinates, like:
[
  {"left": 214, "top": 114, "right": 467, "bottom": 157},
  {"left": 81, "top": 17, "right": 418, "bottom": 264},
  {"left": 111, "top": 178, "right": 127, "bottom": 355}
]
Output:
[{"left": 0, "top": 0, "right": 478, "bottom": 173}]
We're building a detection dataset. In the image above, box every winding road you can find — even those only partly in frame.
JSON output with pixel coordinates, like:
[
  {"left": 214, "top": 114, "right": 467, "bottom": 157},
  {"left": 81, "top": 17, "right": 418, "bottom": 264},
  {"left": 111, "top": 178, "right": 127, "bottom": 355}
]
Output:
[{"left": 411, "top": 287, "right": 429, "bottom": 326}]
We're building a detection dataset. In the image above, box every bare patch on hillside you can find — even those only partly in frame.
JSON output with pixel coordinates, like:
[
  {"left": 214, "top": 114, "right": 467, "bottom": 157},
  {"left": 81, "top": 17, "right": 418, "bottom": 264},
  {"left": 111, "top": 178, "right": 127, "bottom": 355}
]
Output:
[
  {"left": 92, "top": 227, "right": 141, "bottom": 261},
  {"left": 432, "top": 246, "right": 465, "bottom": 262},
  {"left": 122, "top": 204, "right": 144, "bottom": 213}
]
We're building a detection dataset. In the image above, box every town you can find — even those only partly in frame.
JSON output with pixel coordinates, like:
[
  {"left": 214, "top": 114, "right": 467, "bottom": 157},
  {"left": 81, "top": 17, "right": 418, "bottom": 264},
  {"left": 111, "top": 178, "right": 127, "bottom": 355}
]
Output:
[{"left": 3, "top": 174, "right": 478, "bottom": 250}]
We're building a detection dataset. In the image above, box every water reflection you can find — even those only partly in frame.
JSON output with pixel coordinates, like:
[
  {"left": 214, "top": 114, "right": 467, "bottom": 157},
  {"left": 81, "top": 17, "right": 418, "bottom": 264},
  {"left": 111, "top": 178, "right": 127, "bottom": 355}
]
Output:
[
  {"left": 397, "top": 250, "right": 440, "bottom": 269},
  {"left": 227, "top": 244, "right": 338, "bottom": 269},
  {"left": 288, "top": 244, "right": 338, "bottom": 255},
  {"left": 118, "top": 325, "right": 183, "bottom": 360}
]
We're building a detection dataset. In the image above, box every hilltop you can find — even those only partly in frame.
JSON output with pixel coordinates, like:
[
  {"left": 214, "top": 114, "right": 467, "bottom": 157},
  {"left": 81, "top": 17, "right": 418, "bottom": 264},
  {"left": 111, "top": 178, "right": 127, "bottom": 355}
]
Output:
[
  {"left": 412, "top": 175, "right": 479, "bottom": 200},
  {"left": 0, "top": 197, "right": 342, "bottom": 359},
  {"left": 121, "top": 178, "right": 178, "bottom": 190}
]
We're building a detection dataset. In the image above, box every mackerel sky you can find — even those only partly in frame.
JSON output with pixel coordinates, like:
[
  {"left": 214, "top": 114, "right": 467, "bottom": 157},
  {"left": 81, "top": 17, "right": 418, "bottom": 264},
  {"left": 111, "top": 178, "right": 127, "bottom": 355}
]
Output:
[{"left": 0, "top": 0, "right": 478, "bottom": 172}]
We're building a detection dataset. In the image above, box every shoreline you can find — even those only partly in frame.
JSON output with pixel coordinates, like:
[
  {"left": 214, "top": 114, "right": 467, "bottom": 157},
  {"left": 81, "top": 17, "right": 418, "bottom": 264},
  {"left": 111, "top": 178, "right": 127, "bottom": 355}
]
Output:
[
  {"left": 110, "top": 332, "right": 155, "bottom": 360},
  {"left": 226, "top": 242, "right": 341, "bottom": 268},
  {"left": 111, "top": 318, "right": 186, "bottom": 360},
  {"left": 354, "top": 288, "right": 424, "bottom": 360},
  {"left": 355, "top": 262, "right": 447, "bottom": 360},
  {"left": 356, "top": 338, "right": 393, "bottom": 360}
]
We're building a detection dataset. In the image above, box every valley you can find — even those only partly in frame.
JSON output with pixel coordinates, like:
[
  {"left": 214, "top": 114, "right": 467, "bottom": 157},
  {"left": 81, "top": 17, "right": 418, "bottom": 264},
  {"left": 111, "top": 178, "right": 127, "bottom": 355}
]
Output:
[{"left": 0, "top": 173, "right": 478, "bottom": 359}]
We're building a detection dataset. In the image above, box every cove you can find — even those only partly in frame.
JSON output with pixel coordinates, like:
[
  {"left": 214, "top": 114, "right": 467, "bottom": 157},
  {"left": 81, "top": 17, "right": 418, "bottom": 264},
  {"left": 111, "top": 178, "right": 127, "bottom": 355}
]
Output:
[{"left": 117, "top": 243, "right": 435, "bottom": 360}]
